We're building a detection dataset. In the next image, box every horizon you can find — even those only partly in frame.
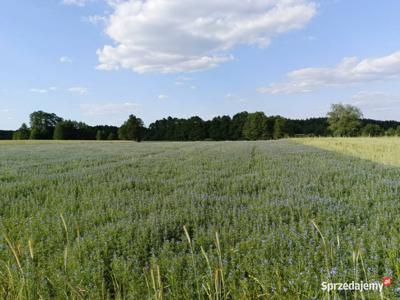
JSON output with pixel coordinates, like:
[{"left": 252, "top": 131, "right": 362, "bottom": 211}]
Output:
[
  {"left": 2, "top": 106, "right": 400, "bottom": 132},
  {"left": 1, "top": 1, "right": 400, "bottom": 130}
]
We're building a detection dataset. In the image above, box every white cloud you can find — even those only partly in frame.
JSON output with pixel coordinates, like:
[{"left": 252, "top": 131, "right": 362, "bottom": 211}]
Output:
[
  {"left": 60, "top": 56, "right": 73, "bottom": 63},
  {"left": 106, "top": 0, "right": 124, "bottom": 6},
  {"left": 96, "top": 0, "right": 316, "bottom": 73},
  {"left": 81, "top": 102, "right": 138, "bottom": 116},
  {"left": 259, "top": 51, "right": 400, "bottom": 94},
  {"left": 62, "top": 0, "right": 89, "bottom": 6},
  {"left": 29, "top": 86, "right": 58, "bottom": 94},
  {"left": 348, "top": 91, "right": 400, "bottom": 111},
  {"left": 68, "top": 86, "right": 88, "bottom": 95},
  {"left": 29, "top": 88, "right": 48, "bottom": 94},
  {"left": 158, "top": 94, "right": 168, "bottom": 100},
  {"left": 85, "top": 15, "right": 108, "bottom": 25}
]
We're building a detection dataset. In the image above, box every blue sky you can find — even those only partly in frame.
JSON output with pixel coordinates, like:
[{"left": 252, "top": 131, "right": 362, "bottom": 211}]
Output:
[{"left": 1, "top": 0, "right": 400, "bottom": 130}]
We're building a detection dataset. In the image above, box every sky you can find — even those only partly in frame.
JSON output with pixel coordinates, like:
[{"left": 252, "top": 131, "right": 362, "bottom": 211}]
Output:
[{"left": 1, "top": 0, "right": 400, "bottom": 130}]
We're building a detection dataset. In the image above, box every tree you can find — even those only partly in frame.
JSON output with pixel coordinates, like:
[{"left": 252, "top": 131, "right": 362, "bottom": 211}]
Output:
[
  {"left": 6, "top": 109, "right": 400, "bottom": 141},
  {"left": 107, "top": 132, "right": 117, "bottom": 140},
  {"left": 0, "top": 130, "right": 13, "bottom": 140},
  {"left": 13, "top": 123, "right": 31, "bottom": 140},
  {"left": 229, "top": 112, "right": 249, "bottom": 140},
  {"left": 53, "top": 121, "right": 78, "bottom": 140},
  {"left": 93, "top": 126, "right": 119, "bottom": 141},
  {"left": 77, "top": 123, "right": 96, "bottom": 140},
  {"left": 327, "top": 104, "right": 362, "bottom": 137},
  {"left": 118, "top": 115, "right": 145, "bottom": 141},
  {"left": 362, "top": 124, "right": 384, "bottom": 137},
  {"left": 96, "top": 130, "right": 107, "bottom": 140},
  {"left": 273, "top": 116, "right": 287, "bottom": 139},
  {"left": 209, "top": 116, "right": 231, "bottom": 140},
  {"left": 30, "top": 111, "right": 63, "bottom": 139},
  {"left": 396, "top": 126, "right": 400, "bottom": 137},
  {"left": 242, "top": 112, "right": 268, "bottom": 140},
  {"left": 53, "top": 121, "right": 95, "bottom": 140},
  {"left": 386, "top": 128, "right": 396, "bottom": 136},
  {"left": 186, "top": 116, "right": 206, "bottom": 141}
]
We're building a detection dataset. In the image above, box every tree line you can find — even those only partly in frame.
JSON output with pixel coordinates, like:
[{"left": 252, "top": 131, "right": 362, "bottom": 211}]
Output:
[{"left": 3, "top": 104, "right": 400, "bottom": 141}]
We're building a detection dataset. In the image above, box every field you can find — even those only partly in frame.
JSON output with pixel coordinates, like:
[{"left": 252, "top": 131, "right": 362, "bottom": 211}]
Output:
[{"left": 0, "top": 139, "right": 399, "bottom": 299}]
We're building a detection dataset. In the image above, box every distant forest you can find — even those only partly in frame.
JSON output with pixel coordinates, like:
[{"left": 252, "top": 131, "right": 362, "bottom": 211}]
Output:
[{"left": 1, "top": 109, "right": 400, "bottom": 141}]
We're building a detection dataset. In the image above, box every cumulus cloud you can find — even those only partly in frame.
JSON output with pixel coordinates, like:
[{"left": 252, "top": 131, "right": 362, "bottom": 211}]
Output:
[
  {"left": 96, "top": 0, "right": 316, "bottom": 73},
  {"left": 29, "top": 88, "right": 48, "bottom": 94},
  {"left": 62, "top": 0, "right": 90, "bottom": 6},
  {"left": 259, "top": 51, "right": 400, "bottom": 94},
  {"left": 85, "top": 15, "right": 108, "bottom": 25},
  {"left": 68, "top": 86, "right": 88, "bottom": 95},
  {"left": 60, "top": 56, "right": 73, "bottom": 63},
  {"left": 81, "top": 102, "right": 138, "bottom": 116},
  {"left": 158, "top": 94, "right": 168, "bottom": 100},
  {"left": 348, "top": 91, "right": 400, "bottom": 111},
  {"left": 29, "top": 86, "right": 58, "bottom": 93}
]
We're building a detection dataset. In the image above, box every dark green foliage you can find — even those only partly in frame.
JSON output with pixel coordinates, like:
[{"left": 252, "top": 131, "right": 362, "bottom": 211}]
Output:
[
  {"left": 361, "top": 119, "right": 400, "bottom": 131},
  {"left": 53, "top": 121, "right": 94, "bottom": 140},
  {"left": 362, "top": 124, "right": 384, "bottom": 137},
  {"left": 96, "top": 130, "right": 107, "bottom": 141},
  {"left": 146, "top": 117, "right": 205, "bottom": 141},
  {"left": 208, "top": 116, "right": 231, "bottom": 140},
  {"left": 386, "top": 127, "right": 396, "bottom": 136},
  {"left": 52, "top": 122, "right": 118, "bottom": 141},
  {"left": 0, "top": 130, "right": 14, "bottom": 140},
  {"left": 273, "top": 116, "right": 287, "bottom": 139},
  {"left": 187, "top": 116, "right": 207, "bottom": 140},
  {"left": 2, "top": 107, "right": 400, "bottom": 141},
  {"left": 242, "top": 112, "right": 269, "bottom": 140},
  {"left": 29, "top": 111, "right": 63, "bottom": 139},
  {"left": 53, "top": 121, "right": 88, "bottom": 140},
  {"left": 12, "top": 123, "right": 30, "bottom": 140},
  {"left": 327, "top": 104, "right": 362, "bottom": 137},
  {"left": 229, "top": 111, "right": 248, "bottom": 140},
  {"left": 285, "top": 118, "right": 329, "bottom": 136},
  {"left": 107, "top": 132, "right": 118, "bottom": 140},
  {"left": 94, "top": 126, "right": 119, "bottom": 140},
  {"left": 118, "top": 115, "right": 145, "bottom": 141}
]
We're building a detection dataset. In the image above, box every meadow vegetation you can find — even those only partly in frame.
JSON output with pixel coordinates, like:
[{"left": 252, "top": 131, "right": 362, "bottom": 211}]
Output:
[
  {"left": 297, "top": 137, "right": 400, "bottom": 167},
  {"left": 0, "top": 139, "right": 399, "bottom": 299}
]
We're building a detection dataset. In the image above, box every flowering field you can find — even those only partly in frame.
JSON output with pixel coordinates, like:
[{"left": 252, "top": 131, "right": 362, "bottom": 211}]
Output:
[{"left": 0, "top": 139, "right": 399, "bottom": 299}]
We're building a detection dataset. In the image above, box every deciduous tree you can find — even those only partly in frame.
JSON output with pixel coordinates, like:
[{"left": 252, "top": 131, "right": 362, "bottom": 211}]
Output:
[{"left": 327, "top": 104, "right": 362, "bottom": 137}]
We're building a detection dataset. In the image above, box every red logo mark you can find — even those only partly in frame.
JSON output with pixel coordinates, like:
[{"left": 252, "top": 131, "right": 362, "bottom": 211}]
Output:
[{"left": 383, "top": 276, "right": 393, "bottom": 287}]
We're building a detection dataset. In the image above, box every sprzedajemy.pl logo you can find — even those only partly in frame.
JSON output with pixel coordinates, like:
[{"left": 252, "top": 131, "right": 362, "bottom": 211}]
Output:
[{"left": 321, "top": 277, "right": 393, "bottom": 293}]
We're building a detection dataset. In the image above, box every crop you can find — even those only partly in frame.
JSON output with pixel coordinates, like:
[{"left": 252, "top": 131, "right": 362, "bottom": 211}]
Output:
[
  {"left": 297, "top": 137, "right": 400, "bottom": 167},
  {"left": 0, "top": 139, "right": 399, "bottom": 299}
]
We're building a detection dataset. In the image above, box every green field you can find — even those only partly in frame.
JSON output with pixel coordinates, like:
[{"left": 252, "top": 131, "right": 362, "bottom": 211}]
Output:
[{"left": 0, "top": 139, "right": 399, "bottom": 299}]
